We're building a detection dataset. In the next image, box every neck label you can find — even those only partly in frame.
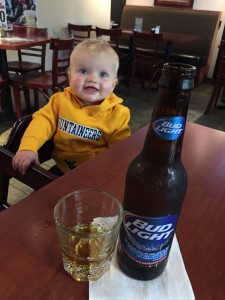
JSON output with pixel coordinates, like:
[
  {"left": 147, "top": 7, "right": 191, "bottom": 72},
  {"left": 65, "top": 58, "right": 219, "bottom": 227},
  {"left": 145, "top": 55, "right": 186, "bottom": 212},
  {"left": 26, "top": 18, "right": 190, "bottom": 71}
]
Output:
[{"left": 153, "top": 116, "right": 185, "bottom": 140}]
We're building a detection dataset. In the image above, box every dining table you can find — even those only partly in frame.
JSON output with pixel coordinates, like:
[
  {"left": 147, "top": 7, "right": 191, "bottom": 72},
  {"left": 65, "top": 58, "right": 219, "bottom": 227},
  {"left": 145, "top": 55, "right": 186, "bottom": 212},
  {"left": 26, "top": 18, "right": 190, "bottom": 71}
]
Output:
[
  {"left": 122, "top": 29, "right": 202, "bottom": 62},
  {"left": 0, "top": 31, "right": 50, "bottom": 120},
  {"left": 0, "top": 121, "right": 225, "bottom": 300}
]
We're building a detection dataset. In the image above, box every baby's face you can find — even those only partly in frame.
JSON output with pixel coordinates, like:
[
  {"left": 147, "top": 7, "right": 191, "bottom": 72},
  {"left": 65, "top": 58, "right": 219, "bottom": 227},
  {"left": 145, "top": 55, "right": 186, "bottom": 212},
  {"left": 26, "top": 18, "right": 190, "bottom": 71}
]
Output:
[{"left": 68, "top": 48, "right": 118, "bottom": 106}]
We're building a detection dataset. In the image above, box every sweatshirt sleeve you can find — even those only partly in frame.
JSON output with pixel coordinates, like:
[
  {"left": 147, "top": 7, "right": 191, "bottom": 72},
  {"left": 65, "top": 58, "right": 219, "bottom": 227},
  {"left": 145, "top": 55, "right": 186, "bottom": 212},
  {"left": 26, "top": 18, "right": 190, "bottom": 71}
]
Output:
[
  {"left": 107, "top": 105, "right": 131, "bottom": 147},
  {"left": 18, "top": 95, "right": 59, "bottom": 154}
]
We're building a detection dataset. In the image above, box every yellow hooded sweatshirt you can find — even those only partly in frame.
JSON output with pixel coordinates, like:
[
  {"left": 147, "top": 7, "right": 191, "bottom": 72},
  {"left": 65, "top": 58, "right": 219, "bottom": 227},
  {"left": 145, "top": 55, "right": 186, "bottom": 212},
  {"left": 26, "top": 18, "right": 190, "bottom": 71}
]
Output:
[{"left": 18, "top": 87, "right": 131, "bottom": 173}]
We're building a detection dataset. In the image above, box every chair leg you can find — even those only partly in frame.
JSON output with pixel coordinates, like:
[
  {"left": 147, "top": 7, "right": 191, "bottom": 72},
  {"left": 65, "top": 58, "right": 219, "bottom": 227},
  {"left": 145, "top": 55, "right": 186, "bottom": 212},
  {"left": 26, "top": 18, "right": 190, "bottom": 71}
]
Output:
[
  {"left": 204, "top": 80, "right": 222, "bottom": 114},
  {"left": 39, "top": 89, "right": 50, "bottom": 102},
  {"left": 141, "top": 67, "right": 146, "bottom": 90},
  {"left": 12, "top": 85, "right": 22, "bottom": 119},
  {"left": 213, "top": 85, "right": 223, "bottom": 107},
  {"left": 43, "top": 89, "right": 49, "bottom": 100},
  {"left": 23, "top": 89, "right": 31, "bottom": 115},
  {"left": 0, "top": 88, "right": 6, "bottom": 110},
  {"left": 146, "top": 66, "right": 160, "bottom": 101},
  {"left": 32, "top": 89, "right": 50, "bottom": 111},
  {"left": 34, "top": 90, "right": 40, "bottom": 111},
  {"left": 146, "top": 71, "right": 155, "bottom": 101}
]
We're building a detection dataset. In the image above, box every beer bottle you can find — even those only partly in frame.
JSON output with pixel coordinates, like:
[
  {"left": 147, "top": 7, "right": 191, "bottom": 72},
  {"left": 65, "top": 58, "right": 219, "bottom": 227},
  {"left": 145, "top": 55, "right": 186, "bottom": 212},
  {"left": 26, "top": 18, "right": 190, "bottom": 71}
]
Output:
[{"left": 117, "top": 63, "right": 196, "bottom": 280}]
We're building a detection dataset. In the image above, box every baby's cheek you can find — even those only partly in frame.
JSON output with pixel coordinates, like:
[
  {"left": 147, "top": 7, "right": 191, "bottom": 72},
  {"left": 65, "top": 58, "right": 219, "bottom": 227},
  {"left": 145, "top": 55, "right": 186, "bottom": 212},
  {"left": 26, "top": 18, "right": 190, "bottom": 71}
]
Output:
[{"left": 70, "top": 77, "right": 81, "bottom": 88}]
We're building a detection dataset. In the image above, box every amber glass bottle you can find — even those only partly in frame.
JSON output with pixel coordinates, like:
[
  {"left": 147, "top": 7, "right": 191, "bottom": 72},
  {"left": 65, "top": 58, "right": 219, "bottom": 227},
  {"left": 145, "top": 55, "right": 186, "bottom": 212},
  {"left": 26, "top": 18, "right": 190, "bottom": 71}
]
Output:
[{"left": 117, "top": 63, "right": 196, "bottom": 280}]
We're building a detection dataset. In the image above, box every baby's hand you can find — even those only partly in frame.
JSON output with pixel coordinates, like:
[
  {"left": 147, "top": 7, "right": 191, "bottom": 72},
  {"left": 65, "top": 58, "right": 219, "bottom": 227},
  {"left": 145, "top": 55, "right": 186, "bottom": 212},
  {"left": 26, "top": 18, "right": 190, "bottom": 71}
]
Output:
[{"left": 12, "top": 150, "right": 40, "bottom": 175}]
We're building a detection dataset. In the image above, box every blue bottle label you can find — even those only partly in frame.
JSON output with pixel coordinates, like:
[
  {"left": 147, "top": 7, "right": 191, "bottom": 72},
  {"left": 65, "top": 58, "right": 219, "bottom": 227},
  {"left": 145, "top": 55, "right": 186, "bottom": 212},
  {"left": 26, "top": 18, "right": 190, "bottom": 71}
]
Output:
[
  {"left": 120, "top": 213, "right": 178, "bottom": 265},
  {"left": 153, "top": 116, "right": 185, "bottom": 140}
]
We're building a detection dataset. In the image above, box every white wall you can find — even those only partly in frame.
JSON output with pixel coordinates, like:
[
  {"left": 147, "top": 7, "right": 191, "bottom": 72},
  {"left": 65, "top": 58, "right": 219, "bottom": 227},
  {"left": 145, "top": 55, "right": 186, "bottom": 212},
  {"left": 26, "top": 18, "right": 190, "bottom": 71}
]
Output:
[
  {"left": 7, "top": 0, "right": 111, "bottom": 70},
  {"left": 126, "top": 0, "right": 225, "bottom": 78},
  {"left": 36, "top": 0, "right": 111, "bottom": 38},
  {"left": 36, "top": 0, "right": 111, "bottom": 70}
]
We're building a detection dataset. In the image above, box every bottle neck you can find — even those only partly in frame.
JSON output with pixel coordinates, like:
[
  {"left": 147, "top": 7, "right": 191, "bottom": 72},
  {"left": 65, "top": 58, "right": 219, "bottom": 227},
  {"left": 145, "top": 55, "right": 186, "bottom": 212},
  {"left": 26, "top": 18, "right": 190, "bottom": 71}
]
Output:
[{"left": 142, "top": 86, "right": 191, "bottom": 163}]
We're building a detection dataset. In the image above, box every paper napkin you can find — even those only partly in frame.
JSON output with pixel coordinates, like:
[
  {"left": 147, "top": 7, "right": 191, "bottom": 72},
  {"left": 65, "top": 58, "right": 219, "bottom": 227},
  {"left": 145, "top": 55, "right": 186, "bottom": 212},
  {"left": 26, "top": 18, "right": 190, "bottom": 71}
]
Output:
[{"left": 89, "top": 235, "right": 195, "bottom": 300}]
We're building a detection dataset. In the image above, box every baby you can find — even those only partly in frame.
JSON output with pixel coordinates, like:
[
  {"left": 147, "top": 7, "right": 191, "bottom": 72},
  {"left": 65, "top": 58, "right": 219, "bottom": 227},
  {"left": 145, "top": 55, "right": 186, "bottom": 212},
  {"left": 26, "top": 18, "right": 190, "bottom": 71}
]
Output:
[{"left": 12, "top": 38, "right": 131, "bottom": 175}]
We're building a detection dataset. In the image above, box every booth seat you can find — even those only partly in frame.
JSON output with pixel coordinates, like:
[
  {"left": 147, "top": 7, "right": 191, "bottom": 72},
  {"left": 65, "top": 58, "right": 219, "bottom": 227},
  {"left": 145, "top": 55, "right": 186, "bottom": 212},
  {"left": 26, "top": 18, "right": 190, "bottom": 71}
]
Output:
[{"left": 120, "top": 5, "right": 221, "bottom": 84}]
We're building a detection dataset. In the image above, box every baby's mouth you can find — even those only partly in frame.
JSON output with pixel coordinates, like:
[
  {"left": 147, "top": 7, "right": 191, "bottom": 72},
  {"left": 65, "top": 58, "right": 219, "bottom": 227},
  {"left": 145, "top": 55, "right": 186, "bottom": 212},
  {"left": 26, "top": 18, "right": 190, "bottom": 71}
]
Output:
[{"left": 84, "top": 86, "right": 99, "bottom": 92}]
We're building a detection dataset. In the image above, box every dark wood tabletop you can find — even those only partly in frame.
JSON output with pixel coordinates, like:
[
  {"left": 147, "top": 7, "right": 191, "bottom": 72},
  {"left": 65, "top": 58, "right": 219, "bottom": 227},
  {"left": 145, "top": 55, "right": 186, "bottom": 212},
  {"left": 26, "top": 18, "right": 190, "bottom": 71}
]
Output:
[
  {"left": 0, "top": 31, "right": 50, "bottom": 51},
  {"left": 0, "top": 122, "right": 224, "bottom": 300}
]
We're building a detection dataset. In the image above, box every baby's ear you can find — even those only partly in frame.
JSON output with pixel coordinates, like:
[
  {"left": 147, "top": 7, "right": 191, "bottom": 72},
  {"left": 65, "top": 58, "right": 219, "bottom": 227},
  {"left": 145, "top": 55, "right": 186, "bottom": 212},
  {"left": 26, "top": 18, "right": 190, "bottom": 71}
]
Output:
[
  {"left": 114, "top": 78, "right": 119, "bottom": 86},
  {"left": 112, "top": 78, "right": 118, "bottom": 91}
]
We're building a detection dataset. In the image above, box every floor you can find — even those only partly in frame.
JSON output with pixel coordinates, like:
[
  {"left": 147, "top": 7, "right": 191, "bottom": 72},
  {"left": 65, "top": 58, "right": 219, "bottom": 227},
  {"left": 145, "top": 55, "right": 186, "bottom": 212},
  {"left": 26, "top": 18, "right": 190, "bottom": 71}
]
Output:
[{"left": 1, "top": 79, "right": 225, "bottom": 206}]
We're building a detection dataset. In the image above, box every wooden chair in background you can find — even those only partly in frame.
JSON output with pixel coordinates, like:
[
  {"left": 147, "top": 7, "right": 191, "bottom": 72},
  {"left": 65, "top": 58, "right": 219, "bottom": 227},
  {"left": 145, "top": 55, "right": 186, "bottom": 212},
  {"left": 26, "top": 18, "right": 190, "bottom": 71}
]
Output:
[
  {"left": 95, "top": 26, "right": 129, "bottom": 81},
  {"left": 127, "top": 31, "right": 163, "bottom": 100},
  {"left": 0, "top": 115, "right": 57, "bottom": 211},
  {"left": 10, "top": 38, "right": 74, "bottom": 119},
  {"left": 95, "top": 27, "right": 123, "bottom": 53},
  {"left": 68, "top": 23, "right": 92, "bottom": 46},
  {"left": 7, "top": 25, "right": 48, "bottom": 116},
  {"left": 8, "top": 25, "right": 48, "bottom": 74},
  {"left": 204, "top": 40, "right": 225, "bottom": 114}
]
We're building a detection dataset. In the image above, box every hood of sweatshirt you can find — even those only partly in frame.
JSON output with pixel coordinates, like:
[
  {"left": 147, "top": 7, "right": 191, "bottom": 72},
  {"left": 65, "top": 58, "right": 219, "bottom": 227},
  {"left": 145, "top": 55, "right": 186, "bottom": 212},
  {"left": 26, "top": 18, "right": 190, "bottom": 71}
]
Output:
[{"left": 64, "top": 87, "right": 124, "bottom": 117}]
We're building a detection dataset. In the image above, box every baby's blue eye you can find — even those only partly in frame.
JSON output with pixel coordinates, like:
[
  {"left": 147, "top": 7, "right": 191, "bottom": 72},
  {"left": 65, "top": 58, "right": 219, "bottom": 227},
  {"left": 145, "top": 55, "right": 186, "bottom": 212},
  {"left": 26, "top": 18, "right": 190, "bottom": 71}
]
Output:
[
  {"left": 79, "top": 68, "right": 88, "bottom": 74},
  {"left": 99, "top": 71, "right": 108, "bottom": 78}
]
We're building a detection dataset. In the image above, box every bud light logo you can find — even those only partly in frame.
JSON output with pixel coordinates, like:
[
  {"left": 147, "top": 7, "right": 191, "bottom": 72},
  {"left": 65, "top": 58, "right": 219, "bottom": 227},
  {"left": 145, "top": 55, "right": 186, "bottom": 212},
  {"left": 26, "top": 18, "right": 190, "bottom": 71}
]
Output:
[
  {"left": 124, "top": 214, "right": 177, "bottom": 250},
  {"left": 153, "top": 116, "right": 185, "bottom": 140},
  {"left": 120, "top": 213, "right": 178, "bottom": 264}
]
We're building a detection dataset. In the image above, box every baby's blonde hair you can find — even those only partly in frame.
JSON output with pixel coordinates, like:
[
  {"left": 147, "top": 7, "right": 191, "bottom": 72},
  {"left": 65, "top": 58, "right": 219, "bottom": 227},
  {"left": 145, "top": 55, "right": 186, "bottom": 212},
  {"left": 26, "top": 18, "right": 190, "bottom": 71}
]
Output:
[{"left": 70, "top": 38, "right": 119, "bottom": 74}]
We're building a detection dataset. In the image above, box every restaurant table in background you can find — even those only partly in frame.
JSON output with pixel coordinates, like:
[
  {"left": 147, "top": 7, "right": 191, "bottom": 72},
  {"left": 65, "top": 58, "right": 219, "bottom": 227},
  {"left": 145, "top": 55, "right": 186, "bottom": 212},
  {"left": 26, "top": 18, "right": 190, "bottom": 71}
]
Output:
[
  {"left": 0, "top": 122, "right": 225, "bottom": 299},
  {"left": 122, "top": 29, "right": 202, "bottom": 61},
  {"left": 0, "top": 32, "right": 50, "bottom": 120}
]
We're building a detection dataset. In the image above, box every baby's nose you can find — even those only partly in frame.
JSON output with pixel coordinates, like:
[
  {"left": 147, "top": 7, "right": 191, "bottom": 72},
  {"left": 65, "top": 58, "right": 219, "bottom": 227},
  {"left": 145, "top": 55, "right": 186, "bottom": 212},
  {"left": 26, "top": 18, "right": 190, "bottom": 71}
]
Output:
[{"left": 87, "top": 73, "right": 98, "bottom": 83}]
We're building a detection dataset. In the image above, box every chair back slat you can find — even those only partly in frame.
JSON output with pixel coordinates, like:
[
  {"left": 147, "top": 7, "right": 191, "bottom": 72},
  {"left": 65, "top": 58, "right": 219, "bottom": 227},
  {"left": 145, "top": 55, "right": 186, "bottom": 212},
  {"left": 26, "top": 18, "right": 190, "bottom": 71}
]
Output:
[
  {"left": 13, "top": 24, "right": 48, "bottom": 37},
  {"left": 95, "top": 27, "right": 122, "bottom": 53},
  {"left": 133, "top": 31, "right": 163, "bottom": 62},
  {"left": 9, "top": 25, "right": 48, "bottom": 73},
  {"left": 50, "top": 38, "right": 74, "bottom": 88},
  {"left": 128, "top": 31, "right": 163, "bottom": 100},
  {"left": 68, "top": 23, "right": 92, "bottom": 46}
]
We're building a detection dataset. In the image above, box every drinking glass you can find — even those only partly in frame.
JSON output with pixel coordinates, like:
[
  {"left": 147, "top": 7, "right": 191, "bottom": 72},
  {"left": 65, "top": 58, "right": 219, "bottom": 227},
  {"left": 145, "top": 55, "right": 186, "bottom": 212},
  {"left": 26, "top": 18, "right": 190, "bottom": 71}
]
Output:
[{"left": 54, "top": 189, "right": 123, "bottom": 281}]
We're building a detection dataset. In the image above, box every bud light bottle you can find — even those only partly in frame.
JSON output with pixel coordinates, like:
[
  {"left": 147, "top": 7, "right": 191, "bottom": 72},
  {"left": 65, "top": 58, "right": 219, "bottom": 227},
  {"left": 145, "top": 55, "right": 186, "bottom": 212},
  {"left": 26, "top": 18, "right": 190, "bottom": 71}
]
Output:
[{"left": 117, "top": 63, "right": 196, "bottom": 280}]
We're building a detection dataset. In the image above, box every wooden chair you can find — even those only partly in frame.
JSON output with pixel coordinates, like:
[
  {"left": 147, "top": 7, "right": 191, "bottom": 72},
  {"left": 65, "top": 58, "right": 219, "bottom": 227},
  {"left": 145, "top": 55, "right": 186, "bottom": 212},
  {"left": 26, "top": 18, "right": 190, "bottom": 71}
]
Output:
[
  {"left": 0, "top": 115, "right": 57, "bottom": 211},
  {"left": 95, "top": 26, "right": 129, "bottom": 80},
  {"left": 8, "top": 25, "right": 48, "bottom": 74},
  {"left": 204, "top": 40, "right": 225, "bottom": 114},
  {"left": 11, "top": 38, "right": 74, "bottom": 119},
  {"left": 95, "top": 27, "right": 123, "bottom": 53},
  {"left": 68, "top": 23, "right": 92, "bottom": 46},
  {"left": 127, "top": 31, "right": 163, "bottom": 100}
]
